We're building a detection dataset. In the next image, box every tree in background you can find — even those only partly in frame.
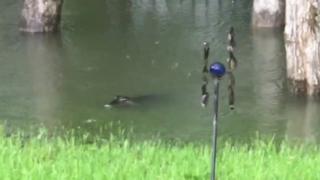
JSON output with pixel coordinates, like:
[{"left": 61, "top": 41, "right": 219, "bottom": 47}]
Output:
[
  {"left": 252, "top": 0, "right": 285, "bottom": 28},
  {"left": 20, "top": 0, "right": 63, "bottom": 33},
  {"left": 285, "top": 0, "right": 320, "bottom": 95},
  {"left": 252, "top": 0, "right": 320, "bottom": 96}
]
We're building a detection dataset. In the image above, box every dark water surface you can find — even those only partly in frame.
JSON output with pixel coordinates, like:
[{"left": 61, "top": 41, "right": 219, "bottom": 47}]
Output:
[{"left": 0, "top": 0, "right": 320, "bottom": 143}]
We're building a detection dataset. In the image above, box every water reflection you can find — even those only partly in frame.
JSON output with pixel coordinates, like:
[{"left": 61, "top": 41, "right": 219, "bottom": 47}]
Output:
[
  {"left": 250, "top": 29, "right": 287, "bottom": 138},
  {"left": 286, "top": 98, "right": 319, "bottom": 143},
  {"left": 24, "top": 34, "right": 65, "bottom": 131},
  {"left": 252, "top": 30, "right": 286, "bottom": 113}
]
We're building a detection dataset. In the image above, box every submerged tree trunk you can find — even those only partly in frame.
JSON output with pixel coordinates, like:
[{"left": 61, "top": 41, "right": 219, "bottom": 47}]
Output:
[
  {"left": 252, "top": 0, "right": 285, "bottom": 28},
  {"left": 285, "top": 0, "right": 320, "bottom": 95},
  {"left": 20, "top": 0, "right": 63, "bottom": 33}
]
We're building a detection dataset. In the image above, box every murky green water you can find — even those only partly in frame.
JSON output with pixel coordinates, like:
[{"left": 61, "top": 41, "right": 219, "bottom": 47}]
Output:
[{"left": 0, "top": 0, "right": 319, "bottom": 143}]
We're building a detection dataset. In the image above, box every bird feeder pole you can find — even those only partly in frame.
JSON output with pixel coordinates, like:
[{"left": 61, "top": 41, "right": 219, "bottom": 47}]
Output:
[
  {"left": 201, "top": 26, "right": 237, "bottom": 180},
  {"left": 209, "top": 63, "right": 226, "bottom": 180}
]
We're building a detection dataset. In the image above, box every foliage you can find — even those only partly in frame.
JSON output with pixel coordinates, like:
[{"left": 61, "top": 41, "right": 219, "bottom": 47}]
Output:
[{"left": 0, "top": 130, "right": 319, "bottom": 180}]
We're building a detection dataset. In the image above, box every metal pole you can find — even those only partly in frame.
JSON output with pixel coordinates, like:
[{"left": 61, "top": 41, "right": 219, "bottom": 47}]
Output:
[{"left": 210, "top": 78, "right": 220, "bottom": 180}]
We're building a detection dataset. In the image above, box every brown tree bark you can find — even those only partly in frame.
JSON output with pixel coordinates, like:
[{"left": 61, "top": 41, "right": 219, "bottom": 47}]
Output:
[
  {"left": 252, "top": 0, "right": 285, "bottom": 28},
  {"left": 20, "top": 0, "right": 63, "bottom": 33},
  {"left": 285, "top": 0, "right": 320, "bottom": 95}
]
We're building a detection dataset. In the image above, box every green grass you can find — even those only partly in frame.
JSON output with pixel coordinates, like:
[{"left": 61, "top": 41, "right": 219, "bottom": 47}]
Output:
[{"left": 0, "top": 133, "right": 319, "bottom": 180}]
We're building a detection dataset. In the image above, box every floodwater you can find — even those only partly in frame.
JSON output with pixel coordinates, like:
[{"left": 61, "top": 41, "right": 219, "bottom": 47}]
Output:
[{"left": 0, "top": 0, "right": 319, "bottom": 143}]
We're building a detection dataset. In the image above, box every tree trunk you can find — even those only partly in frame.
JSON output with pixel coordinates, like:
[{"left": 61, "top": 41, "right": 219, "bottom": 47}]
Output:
[
  {"left": 20, "top": 0, "right": 63, "bottom": 33},
  {"left": 252, "top": 0, "right": 285, "bottom": 28},
  {"left": 285, "top": 0, "right": 320, "bottom": 95}
]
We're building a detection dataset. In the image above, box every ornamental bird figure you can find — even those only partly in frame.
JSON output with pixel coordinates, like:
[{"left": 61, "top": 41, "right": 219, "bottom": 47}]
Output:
[
  {"left": 227, "top": 51, "right": 237, "bottom": 71},
  {"left": 227, "top": 72, "right": 235, "bottom": 110},
  {"left": 203, "top": 41, "right": 210, "bottom": 60},
  {"left": 202, "top": 64, "right": 209, "bottom": 73},
  {"left": 203, "top": 42, "right": 210, "bottom": 73},
  {"left": 226, "top": 26, "right": 237, "bottom": 110},
  {"left": 201, "top": 83, "right": 209, "bottom": 107},
  {"left": 201, "top": 42, "right": 210, "bottom": 107},
  {"left": 227, "top": 26, "right": 236, "bottom": 52}
]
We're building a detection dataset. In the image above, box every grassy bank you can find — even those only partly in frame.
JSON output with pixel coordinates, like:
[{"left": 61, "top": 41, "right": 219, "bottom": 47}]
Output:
[{"left": 0, "top": 134, "right": 319, "bottom": 180}]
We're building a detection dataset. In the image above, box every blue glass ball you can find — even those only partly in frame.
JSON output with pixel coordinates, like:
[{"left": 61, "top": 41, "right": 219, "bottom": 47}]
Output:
[{"left": 209, "top": 62, "right": 226, "bottom": 78}]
